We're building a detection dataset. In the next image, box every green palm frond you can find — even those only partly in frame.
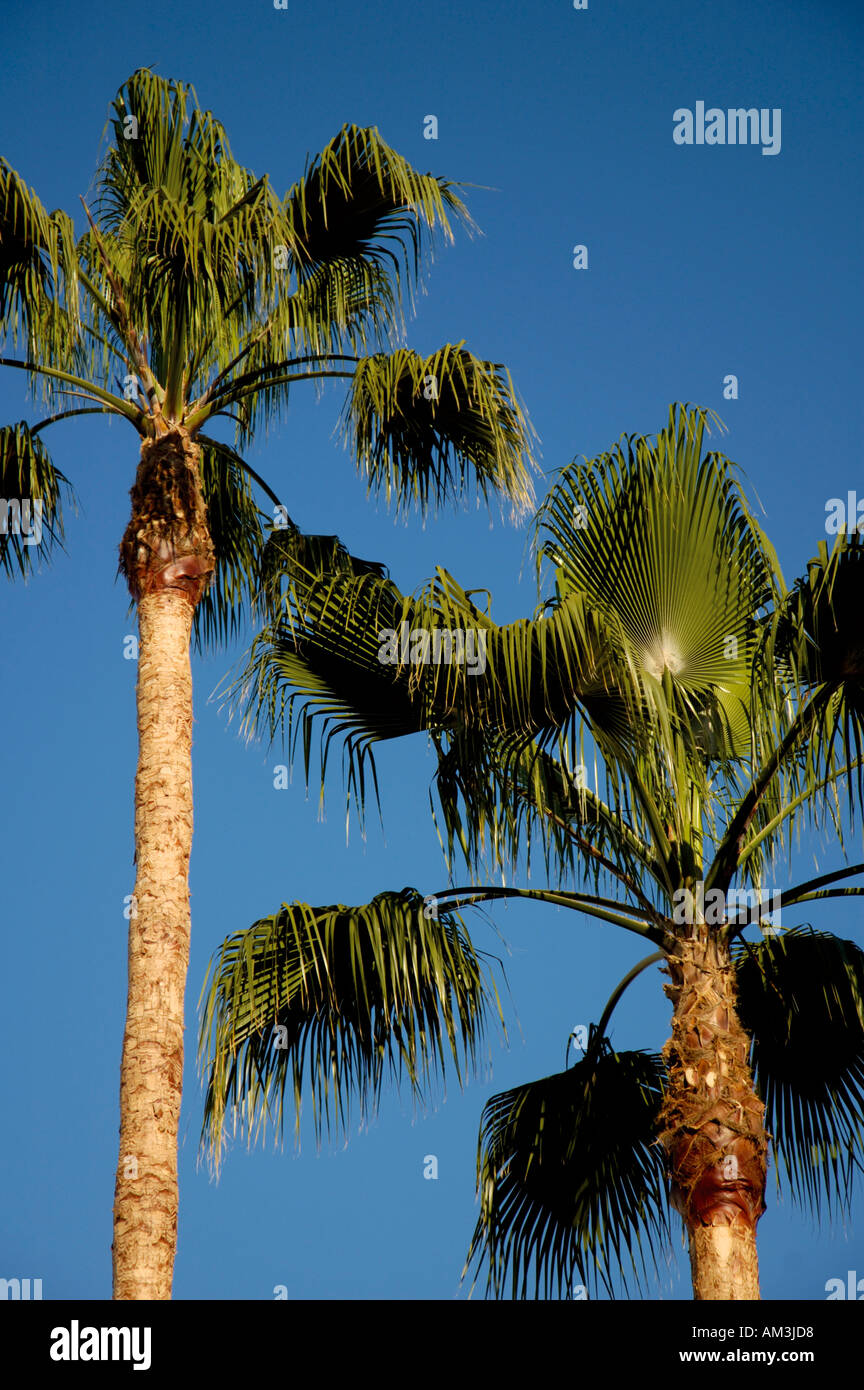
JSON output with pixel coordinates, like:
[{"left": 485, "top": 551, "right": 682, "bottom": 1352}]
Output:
[
  {"left": 432, "top": 727, "right": 667, "bottom": 901},
  {"left": 0, "top": 159, "right": 79, "bottom": 357},
  {"left": 255, "top": 508, "right": 390, "bottom": 602},
  {"left": 372, "top": 566, "right": 621, "bottom": 744},
  {"left": 217, "top": 258, "right": 397, "bottom": 420},
  {"left": 234, "top": 562, "right": 422, "bottom": 815},
  {"left": 192, "top": 436, "right": 268, "bottom": 648},
  {"left": 0, "top": 422, "right": 74, "bottom": 577},
  {"left": 465, "top": 1036, "right": 670, "bottom": 1299},
  {"left": 345, "top": 346, "right": 537, "bottom": 519},
  {"left": 767, "top": 533, "right": 864, "bottom": 820},
  {"left": 734, "top": 927, "right": 864, "bottom": 1216},
  {"left": 197, "top": 887, "right": 504, "bottom": 1170},
  {"left": 92, "top": 69, "right": 295, "bottom": 416},
  {"left": 232, "top": 548, "right": 645, "bottom": 844},
  {"left": 284, "top": 123, "right": 473, "bottom": 305},
  {"left": 231, "top": 553, "right": 611, "bottom": 822},
  {"left": 536, "top": 405, "right": 784, "bottom": 773}
]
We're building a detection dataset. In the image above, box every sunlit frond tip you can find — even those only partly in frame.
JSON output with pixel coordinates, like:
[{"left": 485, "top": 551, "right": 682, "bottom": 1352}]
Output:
[{"left": 197, "top": 887, "right": 505, "bottom": 1171}]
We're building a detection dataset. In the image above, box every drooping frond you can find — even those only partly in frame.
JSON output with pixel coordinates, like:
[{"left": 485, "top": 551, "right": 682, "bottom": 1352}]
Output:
[
  {"left": 231, "top": 542, "right": 628, "bottom": 834},
  {"left": 283, "top": 123, "right": 473, "bottom": 307},
  {"left": 233, "top": 558, "right": 423, "bottom": 815},
  {"left": 232, "top": 538, "right": 660, "bottom": 849},
  {"left": 734, "top": 927, "right": 864, "bottom": 1216},
  {"left": 764, "top": 533, "right": 864, "bottom": 828},
  {"left": 0, "top": 158, "right": 79, "bottom": 360},
  {"left": 192, "top": 436, "right": 268, "bottom": 648},
  {"left": 0, "top": 422, "right": 74, "bottom": 578},
  {"left": 344, "top": 346, "right": 537, "bottom": 519},
  {"left": 197, "top": 887, "right": 503, "bottom": 1170},
  {"left": 464, "top": 1037, "right": 670, "bottom": 1299}
]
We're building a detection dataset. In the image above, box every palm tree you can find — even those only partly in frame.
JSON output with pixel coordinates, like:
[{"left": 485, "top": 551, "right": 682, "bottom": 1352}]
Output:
[
  {"left": 0, "top": 68, "right": 536, "bottom": 1299},
  {"left": 202, "top": 404, "right": 864, "bottom": 1298}
]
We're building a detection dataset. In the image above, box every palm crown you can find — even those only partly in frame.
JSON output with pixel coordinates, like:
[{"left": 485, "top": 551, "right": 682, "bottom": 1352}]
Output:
[
  {"left": 2, "top": 69, "right": 535, "bottom": 616},
  {"left": 200, "top": 404, "right": 864, "bottom": 1298}
]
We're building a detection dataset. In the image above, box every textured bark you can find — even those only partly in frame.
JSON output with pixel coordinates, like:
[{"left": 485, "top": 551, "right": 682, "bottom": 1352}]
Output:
[
  {"left": 113, "top": 428, "right": 213, "bottom": 1300},
  {"left": 658, "top": 926, "right": 767, "bottom": 1300},
  {"left": 119, "top": 427, "right": 214, "bottom": 605}
]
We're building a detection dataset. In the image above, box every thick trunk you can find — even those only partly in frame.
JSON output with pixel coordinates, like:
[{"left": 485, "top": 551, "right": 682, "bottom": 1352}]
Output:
[
  {"left": 112, "top": 428, "right": 213, "bottom": 1300},
  {"left": 658, "top": 927, "right": 767, "bottom": 1300}
]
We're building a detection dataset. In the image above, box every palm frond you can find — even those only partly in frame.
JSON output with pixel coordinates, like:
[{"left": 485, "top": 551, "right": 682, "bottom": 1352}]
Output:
[
  {"left": 0, "top": 422, "right": 74, "bottom": 578},
  {"left": 232, "top": 552, "right": 638, "bottom": 840},
  {"left": 734, "top": 926, "right": 864, "bottom": 1215},
  {"left": 283, "top": 123, "right": 473, "bottom": 307},
  {"left": 432, "top": 727, "right": 668, "bottom": 901},
  {"left": 202, "top": 258, "right": 397, "bottom": 435},
  {"left": 192, "top": 436, "right": 268, "bottom": 649},
  {"left": 233, "top": 561, "right": 423, "bottom": 816},
  {"left": 0, "top": 159, "right": 79, "bottom": 357},
  {"left": 197, "top": 887, "right": 504, "bottom": 1170},
  {"left": 764, "top": 533, "right": 864, "bottom": 827},
  {"left": 464, "top": 1037, "right": 670, "bottom": 1298},
  {"left": 92, "top": 69, "right": 295, "bottom": 413},
  {"left": 344, "top": 346, "right": 537, "bottom": 519}
]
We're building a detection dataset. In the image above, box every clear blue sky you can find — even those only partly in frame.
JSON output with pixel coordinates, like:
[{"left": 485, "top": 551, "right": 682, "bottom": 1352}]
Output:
[{"left": 2, "top": 0, "right": 862, "bottom": 1300}]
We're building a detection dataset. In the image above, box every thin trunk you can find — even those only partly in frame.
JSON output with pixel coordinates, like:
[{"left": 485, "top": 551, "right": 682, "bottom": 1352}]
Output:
[
  {"left": 658, "top": 926, "right": 767, "bottom": 1300},
  {"left": 112, "top": 427, "right": 213, "bottom": 1300},
  {"left": 112, "top": 588, "right": 194, "bottom": 1299}
]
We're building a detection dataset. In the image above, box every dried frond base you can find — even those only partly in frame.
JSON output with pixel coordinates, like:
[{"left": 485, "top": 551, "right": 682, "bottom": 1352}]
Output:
[{"left": 119, "top": 427, "right": 215, "bottom": 603}]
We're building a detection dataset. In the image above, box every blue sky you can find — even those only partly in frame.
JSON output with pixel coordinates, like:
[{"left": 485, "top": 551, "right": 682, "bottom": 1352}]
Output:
[{"left": 2, "top": 0, "right": 863, "bottom": 1300}]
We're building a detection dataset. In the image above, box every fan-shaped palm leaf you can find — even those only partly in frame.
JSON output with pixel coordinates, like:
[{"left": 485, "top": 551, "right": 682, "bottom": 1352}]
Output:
[
  {"left": 537, "top": 404, "right": 783, "bottom": 769},
  {"left": 734, "top": 927, "right": 864, "bottom": 1214},
  {"left": 464, "top": 1037, "right": 669, "bottom": 1299},
  {"left": 198, "top": 887, "right": 504, "bottom": 1170}
]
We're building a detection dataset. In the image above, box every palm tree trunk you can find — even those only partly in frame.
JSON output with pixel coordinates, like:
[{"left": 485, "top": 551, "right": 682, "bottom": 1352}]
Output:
[
  {"left": 658, "top": 926, "right": 767, "bottom": 1300},
  {"left": 112, "top": 427, "right": 213, "bottom": 1300}
]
